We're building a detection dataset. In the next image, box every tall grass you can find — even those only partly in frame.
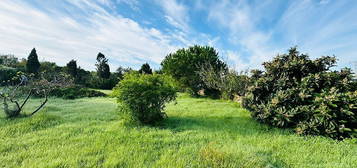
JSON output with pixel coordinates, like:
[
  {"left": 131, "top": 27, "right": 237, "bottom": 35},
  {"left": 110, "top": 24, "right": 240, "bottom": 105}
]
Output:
[{"left": 0, "top": 94, "right": 356, "bottom": 167}]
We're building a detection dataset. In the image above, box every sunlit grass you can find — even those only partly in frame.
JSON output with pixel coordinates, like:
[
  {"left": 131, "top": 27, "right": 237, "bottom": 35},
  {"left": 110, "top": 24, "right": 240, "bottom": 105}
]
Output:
[
  {"left": 0, "top": 94, "right": 356, "bottom": 167},
  {"left": 93, "top": 89, "right": 113, "bottom": 96}
]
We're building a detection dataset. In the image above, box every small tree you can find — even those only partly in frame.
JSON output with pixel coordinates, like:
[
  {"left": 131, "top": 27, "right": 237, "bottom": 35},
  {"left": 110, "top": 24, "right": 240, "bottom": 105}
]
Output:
[
  {"left": 198, "top": 62, "right": 250, "bottom": 99},
  {"left": 139, "top": 63, "right": 153, "bottom": 74},
  {"left": 26, "top": 48, "right": 41, "bottom": 75},
  {"left": 95, "top": 52, "right": 110, "bottom": 79},
  {"left": 0, "top": 73, "right": 72, "bottom": 118}
]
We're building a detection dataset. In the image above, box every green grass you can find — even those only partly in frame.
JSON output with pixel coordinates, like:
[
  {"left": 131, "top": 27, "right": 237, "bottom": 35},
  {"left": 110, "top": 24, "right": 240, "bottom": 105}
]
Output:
[
  {"left": 94, "top": 89, "right": 113, "bottom": 96},
  {"left": 0, "top": 94, "right": 356, "bottom": 168}
]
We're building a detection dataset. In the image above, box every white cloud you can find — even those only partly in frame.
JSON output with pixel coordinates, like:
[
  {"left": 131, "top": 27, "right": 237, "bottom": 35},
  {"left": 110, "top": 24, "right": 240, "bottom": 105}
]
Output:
[
  {"left": 207, "top": 1, "right": 280, "bottom": 70},
  {"left": 0, "top": 0, "right": 180, "bottom": 70},
  {"left": 156, "top": 0, "right": 189, "bottom": 32},
  {"left": 206, "top": 0, "right": 357, "bottom": 71}
]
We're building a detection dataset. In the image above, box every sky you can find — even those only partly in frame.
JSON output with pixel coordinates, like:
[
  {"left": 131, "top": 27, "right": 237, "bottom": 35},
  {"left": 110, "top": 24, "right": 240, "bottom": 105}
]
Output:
[{"left": 0, "top": 0, "right": 356, "bottom": 71}]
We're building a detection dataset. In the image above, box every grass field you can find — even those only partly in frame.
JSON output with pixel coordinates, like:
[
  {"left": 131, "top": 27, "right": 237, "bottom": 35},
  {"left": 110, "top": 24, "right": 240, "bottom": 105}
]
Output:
[{"left": 0, "top": 94, "right": 356, "bottom": 168}]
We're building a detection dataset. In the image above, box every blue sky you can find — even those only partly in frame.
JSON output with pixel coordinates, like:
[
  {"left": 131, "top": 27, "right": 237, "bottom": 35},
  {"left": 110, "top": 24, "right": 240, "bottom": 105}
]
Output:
[{"left": 0, "top": 0, "right": 356, "bottom": 71}]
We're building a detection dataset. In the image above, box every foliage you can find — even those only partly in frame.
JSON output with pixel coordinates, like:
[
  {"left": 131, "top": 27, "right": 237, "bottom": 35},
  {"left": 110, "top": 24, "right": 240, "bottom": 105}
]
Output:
[
  {"left": 198, "top": 62, "right": 250, "bottom": 99},
  {"left": 0, "top": 54, "right": 18, "bottom": 67},
  {"left": 50, "top": 85, "right": 106, "bottom": 99},
  {"left": 139, "top": 63, "right": 153, "bottom": 74},
  {"left": 0, "top": 65, "right": 18, "bottom": 86},
  {"left": 66, "top": 60, "right": 78, "bottom": 79},
  {"left": 161, "top": 45, "right": 227, "bottom": 96},
  {"left": 75, "top": 67, "right": 91, "bottom": 86},
  {"left": 113, "top": 73, "right": 177, "bottom": 125},
  {"left": 26, "top": 48, "right": 41, "bottom": 75},
  {"left": 39, "top": 61, "right": 63, "bottom": 81},
  {"left": 88, "top": 72, "right": 120, "bottom": 90},
  {"left": 0, "top": 73, "right": 70, "bottom": 118},
  {"left": 96, "top": 52, "right": 110, "bottom": 79},
  {"left": 242, "top": 47, "right": 357, "bottom": 139}
]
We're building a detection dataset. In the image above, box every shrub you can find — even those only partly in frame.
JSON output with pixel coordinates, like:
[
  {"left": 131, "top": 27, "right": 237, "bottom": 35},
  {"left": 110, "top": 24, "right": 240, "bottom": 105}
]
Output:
[
  {"left": 161, "top": 45, "right": 227, "bottom": 96},
  {"left": 88, "top": 73, "right": 119, "bottom": 90},
  {"left": 50, "top": 86, "right": 106, "bottom": 99},
  {"left": 198, "top": 62, "right": 250, "bottom": 99},
  {"left": 113, "top": 73, "right": 177, "bottom": 125},
  {"left": 242, "top": 47, "right": 357, "bottom": 139},
  {"left": 0, "top": 65, "right": 17, "bottom": 85}
]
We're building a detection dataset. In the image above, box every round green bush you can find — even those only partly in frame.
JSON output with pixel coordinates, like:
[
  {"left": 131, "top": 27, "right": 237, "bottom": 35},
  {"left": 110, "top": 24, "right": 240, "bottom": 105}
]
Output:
[
  {"left": 113, "top": 73, "right": 177, "bottom": 125},
  {"left": 242, "top": 47, "right": 357, "bottom": 139}
]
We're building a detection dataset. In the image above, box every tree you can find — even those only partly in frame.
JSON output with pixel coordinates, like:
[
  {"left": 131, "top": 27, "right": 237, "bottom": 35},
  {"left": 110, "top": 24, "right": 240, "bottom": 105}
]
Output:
[
  {"left": 139, "top": 63, "right": 153, "bottom": 74},
  {"left": 198, "top": 63, "right": 250, "bottom": 99},
  {"left": 161, "top": 45, "right": 227, "bottom": 96},
  {"left": 66, "top": 60, "right": 78, "bottom": 79},
  {"left": 95, "top": 52, "right": 110, "bottom": 79},
  {"left": 26, "top": 48, "right": 41, "bottom": 75},
  {"left": 39, "top": 61, "right": 62, "bottom": 81},
  {"left": 1, "top": 73, "right": 72, "bottom": 118},
  {"left": 76, "top": 67, "right": 91, "bottom": 86}
]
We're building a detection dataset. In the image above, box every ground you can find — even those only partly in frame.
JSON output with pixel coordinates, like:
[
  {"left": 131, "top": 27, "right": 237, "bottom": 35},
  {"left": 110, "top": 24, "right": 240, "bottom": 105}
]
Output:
[{"left": 0, "top": 93, "right": 356, "bottom": 168}]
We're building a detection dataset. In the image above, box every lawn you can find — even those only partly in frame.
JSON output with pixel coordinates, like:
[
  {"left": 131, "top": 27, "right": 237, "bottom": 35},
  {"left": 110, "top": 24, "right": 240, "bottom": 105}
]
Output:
[{"left": 0, "top": 94, "right": 356, "bottom": 168}]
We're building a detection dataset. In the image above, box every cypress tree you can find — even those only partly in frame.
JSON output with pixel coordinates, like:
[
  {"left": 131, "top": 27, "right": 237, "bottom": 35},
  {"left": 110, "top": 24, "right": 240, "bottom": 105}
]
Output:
[{"left": 26, "top": 48, "right": 41, "bottom": 74}]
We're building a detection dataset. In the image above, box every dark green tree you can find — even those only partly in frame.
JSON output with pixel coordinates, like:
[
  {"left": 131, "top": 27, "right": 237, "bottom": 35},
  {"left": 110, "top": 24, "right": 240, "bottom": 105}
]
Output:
[
  {"left": 66, "top": 60, "right": 78, "bottom": 79},
  {"left": 95, "top": 52, "right": 110, "bottom": 79},
  {"left": 161, "top": 45, "right": 227, "bottom": 96},
  {"left": 26, "top": 48, "right": 41, "bottom": 74},
  {"left": 139, "top": 63, "right": 153, "bottom": 74}
]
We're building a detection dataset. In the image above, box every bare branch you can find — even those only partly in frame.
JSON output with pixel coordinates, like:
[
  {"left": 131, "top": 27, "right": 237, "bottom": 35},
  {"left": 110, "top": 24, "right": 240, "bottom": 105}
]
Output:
[
  {"left": 20, "top": 89, "right": 33, "bottom": 110},
  {"left": 31, "top": 92, "right": 48, "bottom": 116}
]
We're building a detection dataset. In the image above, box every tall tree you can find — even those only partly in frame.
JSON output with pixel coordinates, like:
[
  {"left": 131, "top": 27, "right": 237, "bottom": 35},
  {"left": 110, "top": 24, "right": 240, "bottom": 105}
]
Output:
[
  {"left": 95, "top": 52, "right": 110, "bottom": 79},
  {"left": 26, "top": 48, "right": 41, "bottom": 74},
  {"left": 161, "top": 45, "right": 227, "bottom": 95},
  {"left": 139, "top": 63, "right": 153, "bottom": 74},
  {"left": 66, "top": 60, "right": 78, "bottom": 78}
]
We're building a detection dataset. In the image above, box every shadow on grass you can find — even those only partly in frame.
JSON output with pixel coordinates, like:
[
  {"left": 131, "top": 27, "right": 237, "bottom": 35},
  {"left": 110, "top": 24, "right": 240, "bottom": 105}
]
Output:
[{"left": 160, "top": 115, "right": 293, "bottom": 137}]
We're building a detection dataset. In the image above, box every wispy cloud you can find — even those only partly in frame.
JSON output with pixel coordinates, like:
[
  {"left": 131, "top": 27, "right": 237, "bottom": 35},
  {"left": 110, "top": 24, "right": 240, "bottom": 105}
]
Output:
[
  {"left": 156, "top": 0, "right": 189, "bottom": 32},
  {"left": 0, "top": 0, "right": 356, "bottom": 72},
  {"left": 0, "top": 0, "right": 179, "bottom": 70},
  {"left": 206, "top": 0, "right": 357, "bottom": 71}
]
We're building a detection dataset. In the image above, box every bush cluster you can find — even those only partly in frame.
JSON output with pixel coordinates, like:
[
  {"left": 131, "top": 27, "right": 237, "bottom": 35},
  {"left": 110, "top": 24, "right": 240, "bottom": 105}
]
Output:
[
  {"left": 113, "top": 73, "right": 177, "bottom": 125},
  {"left": 198, "top": 63, "right": 251, "bottom": 100},
  {"left": 0, "top": 65, "right": 17, "bottom": 86},
  {"left": 242, "top": 47, "right": 357, "bottom": 139},
  {"left": 50, "top": 86, "right": 106, "bottom": 99}
]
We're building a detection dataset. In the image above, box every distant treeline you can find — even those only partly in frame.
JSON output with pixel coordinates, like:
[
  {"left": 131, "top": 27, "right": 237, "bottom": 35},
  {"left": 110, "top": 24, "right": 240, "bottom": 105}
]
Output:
[{"left": 0, "top": 48, "right": 153, "bottom": 89}]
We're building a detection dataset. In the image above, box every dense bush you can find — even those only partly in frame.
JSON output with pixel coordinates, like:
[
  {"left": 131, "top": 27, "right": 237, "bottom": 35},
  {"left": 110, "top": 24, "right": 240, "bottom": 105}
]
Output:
[
  {"left": 0, "top": 66, "right": 17, "bottom": 85},
  {"left": 242, "top": 47, "right": 357, "bottom": 139},
  {"left": 198, "top": 63, "right": 250, "bottom": 99},
  {"left": 161, "top": 45, "right": 226, "bottom": 96},
  {"left": 88, "top": 73, "right": 120, "bottom": 90},
  {"left": 113, "top": 73, "right": 177, "bottom": 125},
  {"left": 50, "top": 86, "right": 106, "bottom": 99}
]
